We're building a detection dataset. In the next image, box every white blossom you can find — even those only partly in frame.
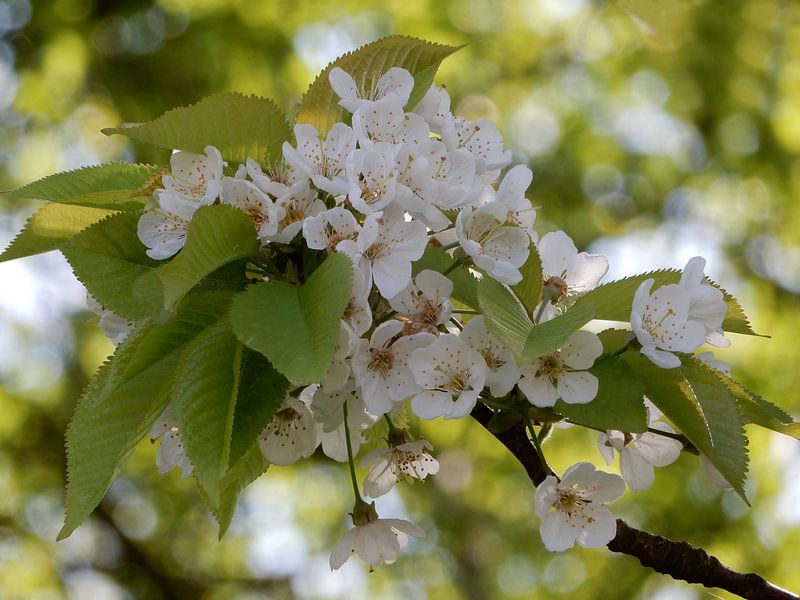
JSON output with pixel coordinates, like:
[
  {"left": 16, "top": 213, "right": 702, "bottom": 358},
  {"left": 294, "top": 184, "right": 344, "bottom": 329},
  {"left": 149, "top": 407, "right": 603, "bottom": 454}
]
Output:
[
  {"left": 220, "top": 176, "right": 284, "bottom": 242},
  {"left": 149, "top": 409, "right": 193, "bottom": 478},
  {"left": 329, "top": 66, "right": 415, "bottom": 113},
  {"left": 483, "top": 164, "right": 537, "bottom": 242},
  {"left": 321, "top": 322, "right": 356, "bottom": 392},
  {"left": 351, "top": 320, "right": 434, "bottom": 416},
  {"left": 162, "top": 146, "right": 225, "bottom": 203},
  {"left": 337, "top": 208, "right": 428, "bottom": 299},
  {"left": 137, "top": 191, "right": 200, "bottom": 259},
  {"left": 518, "top": 330, "right": 603, "bottom": 407},
  {"left": 303, "top": 206, "right": 361, "bottom": 252},
  {"left": 243, "top": 157, "right": 301, "bottom": 197},
  {"left": 534, "top": 462, "right": 625, "bottom": 552},
  {"left": 86, "top": 294, "right": 132, "bottom": 347},
  {"left": 461, "top": 315, "right": 521, "bottom": 397},
  {"left": 346, "top": 148, "right": 400, "bottom": 214},
  {"left": 265, "top": 181, "right": 326, "bottom": 243},
  {"left": 282, "top": 123, "right": 355, "bottom": 195},
  {"left": 258, "top": 394, "right": 320, "bottom": 466},
  {"left": 456, "top": 202, "right": 530, "bottom": 285},
  {"left": 311, "top": 384, "right": 377, "bottom": 462},
  {"left": 695, "top": 351, "right": 732, "bottom": 376},
  {"left": 388, "top": 269, "right": 453, "bottom": 334},
  {"left": 538, "top": 230, "right": 608, "bottom": 300},
  {"left": 361, "top": 439, "right": 439, "bottom": 498},
  {"left": 679, "top": 256, "right": 730, "bottom": 347},
  {"left": 631, "top": 279, "right": 707, "bottom": 369},
  {"left": 409, "top": 334, "right": 488, "bottom": 420},
  {"left": 598, "top": 402, "right": 682, "bottom": 492},
  {"left": 329, "top": 510, "right": 425, "bottom": 570},
  {"left": 442, "top": 114, "right": 511, "bottom": 178},
  {"left": 352, "top": 95, "right": 429, "bottom": 148},
  {"left": 341, "top": 268, "right": 373, "bottom": 338},
  {"left": 414, "top": 84, "right": 451, "bottom": 134}
]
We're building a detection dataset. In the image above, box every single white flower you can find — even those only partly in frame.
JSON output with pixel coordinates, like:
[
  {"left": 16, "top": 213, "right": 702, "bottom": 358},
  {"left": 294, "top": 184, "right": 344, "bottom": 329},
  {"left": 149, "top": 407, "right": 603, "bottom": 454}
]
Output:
[
  {"left": 538, "top": 230, "right": 608, "bottom": 301},
  {"left": 342, "top": 268, "right": 373, "bottom": 338},
  {"left": 302, "top": 206, "right": 361, "bottom": 251},
  {"left": 518, "top": 330, "right": 602, "bottom": 407},
  {"left": 409, "top": 334, "right": 488, "bottom": 420},
  {"left": 352, "top": 95, "right": 429, "bottom": 148},
  {"left": 337, "top": 208, "right": 428, "bottom": 299},
  {"left": 598, "top": 402, "right": 682, "bottom": 492},
  {"left": 243, "top": 157, "right": 301, "bottom": 198},
  {"left": 351, "top": 320, "right": 435, "bottom": 416},
  {"left": 442, "top": 114, "right": 511, "bottom": 178},
  {"left": 149, "top": 409, "right": 193, "bottom": 478},
  {"left": 388, "top": 269, "right": 453, "bottom": 334},
  {"left": 631, "top": 280, "right": 707, "bottom": 369},
  {"left": 265, "top": 181, "right": 326, "bottom": 244},
  {"left": 534, "top": 462, "right": 625, "bottom": 552},
  {"left": 86, "top": 294, "right": 133, "bottom": 346},
  {"left": 346, "top": 148, "right": 400, "bottom": 214},
  {"left": 162, "top": 146, "right": 225, "bottom": 203},
  {"left": 461, "top": 315, "right": 521, "bottom": 397},
  {"left": 220, "top": 176, "right": 285, "bottom": 242},
  {"left": 679, "top": 256, "right": 730, "bottom": 347},
  {"left": 321, "top": 322, "right": 356, "bottom": 392},
  {"left": 137, "top": 190, "right": 200, "bottom": 259},
  {"left": 329, "top": 66, "right": 414, "bottom": 113},
  {"left": 258, "top": 394, "right": 320, "bottom": 466},
  {"left": 282, "top": 123, "right": 355, "bottom": 195},
  {"left": 456, "top": 202, "right": 530, "bottom": 285},
  {"left": 361, "top": 439, "right": 439, "bottom": 498},
  {"left": 329, "top": 507, "right": 425, "bottom": 570}
]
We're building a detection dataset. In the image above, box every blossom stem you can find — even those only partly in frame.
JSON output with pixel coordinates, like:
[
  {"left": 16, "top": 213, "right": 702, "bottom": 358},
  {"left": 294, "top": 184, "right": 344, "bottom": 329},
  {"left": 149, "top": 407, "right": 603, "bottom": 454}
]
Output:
[
  {"left": 428, "top": 225, "right": 454, "bottom": 236},
  {"left": 525, "top": 417, "right": 555, "bottom": 477},
  {"left": 449, "top": 317, "right": 463, "bottom": 331},
  {"left": 451, "top": 308, "right": 480, "bottom": 314},
  {"left": 342, "top": 401, "right": 365, "bottom": 505},
  {"left": 442, "top": 258, "right": 468, "bottom": 277},
  {"left": 441, "top": 241, "right": 460, "bottom": 251}
]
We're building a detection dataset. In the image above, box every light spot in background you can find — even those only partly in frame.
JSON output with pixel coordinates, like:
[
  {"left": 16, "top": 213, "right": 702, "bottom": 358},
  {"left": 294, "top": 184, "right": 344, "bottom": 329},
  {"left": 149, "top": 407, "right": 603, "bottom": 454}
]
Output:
[
  {"left": 630, "top": 69, "right": 671, "bottom": 106},
  {"left": 448, "top": 0, "right": 507, "bottom": 33},
  {"left": 434, "top": 448, "right": 473, "bottom": 493},
  {"left": 567, "top": 17, "right": 613, "bottom": 62},
  {"left": 510, "top": 102, "right": 561, "bottom": 158},
  {"left": 719, "top": 112, "right": 760, "bottom": 155},
  {"left": 293, "top": 14, "right": 386, "bottom": 75},
  {"left": 247, "top": 525, "right": 309, "bottom": 577},
  {"left": 497, "top": 553, "right": 539, "bottom": 596},
  {"left": 646, "top": 583, "right": 699, "bottom": 600},
  {"left": 583, "top": 163, "right": 624, "bottom": 200},
  {"left": 64, "top": 569, "right": 128, "bottom": 600},
  {"left": 523, "top": 0, "right": 587, "bottom": 32},
  {"left": 291, "top": 554, "right": 367, "bottom": 599},
  {"left": 747, "top": 235, "right": 800, "bottom": 293},
  {"left": 543, "top": 553, "right": 586, "bottom": 593},
  {"left": 0, "top": 0, "right": 31, "bottom": 34}
]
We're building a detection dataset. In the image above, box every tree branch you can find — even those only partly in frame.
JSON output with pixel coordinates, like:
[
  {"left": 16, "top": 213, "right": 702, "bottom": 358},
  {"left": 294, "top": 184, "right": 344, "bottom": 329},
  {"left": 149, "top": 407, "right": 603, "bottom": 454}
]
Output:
[{"left": 470, "top": 404, "right": 799, "bottom": 600}]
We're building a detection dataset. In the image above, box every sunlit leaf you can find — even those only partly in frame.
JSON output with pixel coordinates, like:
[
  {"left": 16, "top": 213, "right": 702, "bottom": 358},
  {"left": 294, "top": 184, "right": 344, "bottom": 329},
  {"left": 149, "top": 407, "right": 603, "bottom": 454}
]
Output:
[
  {"left": 523, "top": 304, "right": 595, "bottom": 361},
  {"left": 477, "top": 277, "right": 533, "bottom": 359}
]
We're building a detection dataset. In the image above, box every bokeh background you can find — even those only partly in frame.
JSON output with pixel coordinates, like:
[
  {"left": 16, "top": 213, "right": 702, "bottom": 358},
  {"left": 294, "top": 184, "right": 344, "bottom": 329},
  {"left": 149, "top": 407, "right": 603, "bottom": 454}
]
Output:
[{"left": 1, "top": 0, "right": 799, "bottom": 598}]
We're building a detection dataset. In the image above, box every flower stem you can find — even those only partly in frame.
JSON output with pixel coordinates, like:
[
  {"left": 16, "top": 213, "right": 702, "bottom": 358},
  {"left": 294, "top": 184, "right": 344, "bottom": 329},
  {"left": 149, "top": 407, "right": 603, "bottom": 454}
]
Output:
[
  {"left": 451, "top": 308, "right": 480, "bottom": 314},
  {"left": 442, "top": 258, "right": 467, "bottom": 277},
  {"left": 525, "top": 417, "right": 555, "bottom": 477},
  {"left": 441, "top": 241, "right": 460, "bottom": 251},
  {"left": 342, "top": 401, "right": 365, "bottom": 505}
]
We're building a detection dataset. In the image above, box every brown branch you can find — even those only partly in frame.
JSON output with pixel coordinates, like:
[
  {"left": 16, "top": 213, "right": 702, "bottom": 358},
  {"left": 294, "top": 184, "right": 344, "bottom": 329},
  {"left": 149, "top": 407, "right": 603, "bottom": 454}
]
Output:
[{"left": 471, "top": 404, "right": 799, "bottom": 600}]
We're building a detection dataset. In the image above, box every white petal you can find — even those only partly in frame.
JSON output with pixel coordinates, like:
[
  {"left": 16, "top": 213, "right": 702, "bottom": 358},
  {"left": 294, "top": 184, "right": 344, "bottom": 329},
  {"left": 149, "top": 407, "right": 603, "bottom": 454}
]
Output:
[
  {"left": 518, "top": 374, "right": 560, "bottom": 407},
  {"left": 620, "top": 447, "right": 656, "bottom": 492},
  {"left": 632, "top": 432, "right": 682, "bottom": 468},
  {"left": 641, "top": 346, "right": 681, "bottom": 369},
  {"left": 560, "top": 330, "right": 603, "bottom": 370},
  {"left": 576, "top": 506, "right": 617, "bottom": 548},
  {"left": 556, "top": 371, "right": 598, "bottom": 405},
  {"left": 330, "top": 527, "right": 359, "bottom": 570},
  {"left": 540, "top": 510, "right": 578, "bottom": 552}
]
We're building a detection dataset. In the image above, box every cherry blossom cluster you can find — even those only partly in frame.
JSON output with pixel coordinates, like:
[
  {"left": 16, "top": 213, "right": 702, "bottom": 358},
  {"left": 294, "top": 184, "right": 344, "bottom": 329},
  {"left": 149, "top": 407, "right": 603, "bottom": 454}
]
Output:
[{"left": 87, "top": 66, "right": 733, "bottom": 569}]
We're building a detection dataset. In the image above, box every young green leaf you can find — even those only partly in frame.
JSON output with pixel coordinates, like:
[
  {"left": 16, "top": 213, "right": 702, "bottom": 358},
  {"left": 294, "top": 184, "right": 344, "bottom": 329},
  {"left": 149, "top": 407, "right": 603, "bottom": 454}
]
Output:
[
  {"left": 477, "top": 277, "right": 533, "bottom": 359},
  {"left": 413, "top": 244, "right": 479, "bottom": 309},
  {"left": 0, "top": 203, "right": 115, "bottom": 262},
  {"left": 230, "top": 253, "right": 353, "bottom": 382},
  {"left": 171, "top": 322, "right": 243, "bottom": 506},
  {"left": 296, "top": 36, "right": 461, "bottom": 135},
  {"left": 59, "top": 291, "right": 234, "bottom": 540},
  {"left": 523, "top": 304, "right": 595, "bottom": 361},
  {"left": 554, "top": 355, "right": 647, "bottom": 433},
  {"left": 512, "top": 244, "right": 543, "bottom": 316},
  {"left": 153, "top": 204, "right": 259, "bottom": 310},
  {"left": 2, "top": 162, "right": 160, "bottom": 210},
  {"left": 62, "top": 211, "right": 160, "bottom": 320},
  {"left": 102, "top": 93, "right": 292, "bottom": 166}
]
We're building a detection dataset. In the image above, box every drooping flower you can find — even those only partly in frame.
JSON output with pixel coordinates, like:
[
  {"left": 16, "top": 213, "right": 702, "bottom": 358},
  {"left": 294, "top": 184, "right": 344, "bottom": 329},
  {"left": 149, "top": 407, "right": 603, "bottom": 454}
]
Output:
[
  {"left": 329, "top": 66, "right": 415, "bottom": 113},
  {"left": 455, "top": 202, "right": 530, "bottom": 285},
  {"left": 258, "top": 394, "right": 320, "bottom": 466},
  {"left": 350, "top": 320, "right": 434, "bottom": 416},
  {"left": 482, "top": 164, "right": 537, "bottom": 242},
  {"left": 534, "top": 462, "right": 625, "bottom": 552},
  {"left": 310, "top": 384, "right": 377, "bottom": 463},
  {"left": 679, "top": 256, "right": 730, "bottom": 347},
  {"left": 518, "top": 330, "right": 603, "bottom": 407},
  {"left": 149, "top": 410, "right": 193, "bottom": 478},
  {"left": 460, "top": 315, "right": 521, "bottom": 397},
  {"left": 329, "top": 503, "right": 425, "bottom": 570},
  {"left": 388, "top": 269, "right": 453, "bottom": 334},
  {"left": 631, "top": 279, "right": 707, "bottom": 369},
  {"left": 361, "top": 439, "right": 439, "bottom": 498},
  {"left": 538, "top": 230, "right": 608, "bottom": 300},
  {"left": 409, "top": 334, "right": 488, "bottom": 420},
  {"left": 597, "top": 401, "right": 682, "bottom": 492}
]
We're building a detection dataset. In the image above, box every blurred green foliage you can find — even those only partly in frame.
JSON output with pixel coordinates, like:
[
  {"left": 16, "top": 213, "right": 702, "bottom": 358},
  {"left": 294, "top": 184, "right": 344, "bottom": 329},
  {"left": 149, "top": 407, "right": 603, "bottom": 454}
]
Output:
[{"left": 0, "top": 0, "right": 799, "bottom": 598}]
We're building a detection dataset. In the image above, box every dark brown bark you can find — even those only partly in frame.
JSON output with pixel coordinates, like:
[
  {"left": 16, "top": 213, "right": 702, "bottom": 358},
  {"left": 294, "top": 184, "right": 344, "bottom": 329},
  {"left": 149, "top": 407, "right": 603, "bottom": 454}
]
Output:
[{"left": 471, "top": 404, "right": 799, "bottom": 600}]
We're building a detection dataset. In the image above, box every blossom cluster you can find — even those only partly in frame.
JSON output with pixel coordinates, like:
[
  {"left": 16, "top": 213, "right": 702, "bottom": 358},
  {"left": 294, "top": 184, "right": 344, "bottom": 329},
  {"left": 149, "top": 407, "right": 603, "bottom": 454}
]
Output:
[{"left": 88, "top": 66, "right": 733, "bottom": 568}]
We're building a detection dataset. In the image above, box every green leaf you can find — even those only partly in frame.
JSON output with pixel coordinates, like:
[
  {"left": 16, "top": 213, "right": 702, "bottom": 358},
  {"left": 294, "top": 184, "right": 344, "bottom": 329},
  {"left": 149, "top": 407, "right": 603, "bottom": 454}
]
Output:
[
  {"left": 171, "top": 322, "right": 243, "bottom": 506},
  {"left": 59, "top": 291, "right": 234, "bottom": 539},
  {"left": 512, "top": 244, "right": 543, "bottom": 316},
  {"left": 102, "top": 93, "right": 292, "bottom": 166},
  {"left": 554, "top": 355, "right": 647, "bottom": 433},
  {"left": 523, "top": 304, "right": 596, "bottom": 361},
  {"left": 2, "top": 162, "right": 160, "bottom": 210},
  {"left": 0, "top": 204, "right": 114, "bottom": 262},
  {"left": 207, "top": 444, "right": 269, "bottom": 538},
  {"left": 229, "top": 350, "right": 289, "bottom": 466},
  {"left": 681, "top": 359, "right": 749, "bottom": 501},
  {"left": 296, "top": 36, "right": 461, "bottom": 135},
  {"left": 597, "top": 328, "right": 631, "bottom": 354},
  {"left": 62, "top": 211, "right": 160, "bottom": 320},
  {"left": 477, "top": 277, "right": 533, "bottom": 359},
  {"left": 413, "top": 244, "right": 478, "bottom": 308},
  {"left": 152, "top": 204, "right": 259, "bottom": 310},
  {"left": 231, "top": 253, "right": 353, "bottom": 382},
  {"left": 716, "top": 284, "right": 759, "bottom": 336}
]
